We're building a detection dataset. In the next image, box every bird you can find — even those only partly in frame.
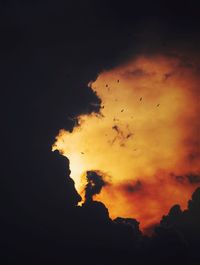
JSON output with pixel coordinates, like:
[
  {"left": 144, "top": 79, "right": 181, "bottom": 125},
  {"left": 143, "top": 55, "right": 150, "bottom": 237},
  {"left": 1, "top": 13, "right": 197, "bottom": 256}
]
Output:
[
  {"left": 140, "top": 97, "right": 142, "bottom": 101},
  {"left": 121, "top": 109, "right": 124, "bottom": 112},
  {"left": 112, "top": 125, "right": 119, "bottom": 132},
  {"left": 157, "top": 104, "right": 160, "bottom": 107},
  {"left": 126, "top": 133, "right": 133, "bottom": 139}
]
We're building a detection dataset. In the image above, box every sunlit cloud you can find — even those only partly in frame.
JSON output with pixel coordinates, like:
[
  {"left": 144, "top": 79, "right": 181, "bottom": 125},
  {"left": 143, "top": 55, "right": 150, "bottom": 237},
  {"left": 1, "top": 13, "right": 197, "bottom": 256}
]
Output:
[{"left": 53, "top": 54, "right": 200, "bottom": 231}]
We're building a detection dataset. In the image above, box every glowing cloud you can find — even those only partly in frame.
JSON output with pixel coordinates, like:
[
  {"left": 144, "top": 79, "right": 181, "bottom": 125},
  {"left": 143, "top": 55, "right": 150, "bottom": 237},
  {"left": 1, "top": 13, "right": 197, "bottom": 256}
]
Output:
[{"left": 53, "top": 54, "right": 200, "bottom": 231}]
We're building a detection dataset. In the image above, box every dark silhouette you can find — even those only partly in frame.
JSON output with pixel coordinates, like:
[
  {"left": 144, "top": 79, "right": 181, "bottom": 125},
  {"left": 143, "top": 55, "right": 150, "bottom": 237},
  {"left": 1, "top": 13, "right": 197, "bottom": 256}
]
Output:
[{"left": 84, "top": 171, "right": 107, "bottom": 203}]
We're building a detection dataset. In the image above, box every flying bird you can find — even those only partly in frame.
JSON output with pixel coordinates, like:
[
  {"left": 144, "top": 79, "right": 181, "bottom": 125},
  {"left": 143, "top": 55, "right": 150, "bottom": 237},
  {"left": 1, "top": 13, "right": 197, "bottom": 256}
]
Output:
[
  {"left": 126, "top": 133, "right": 133, "bottom": 139},
  {"left": 140, "top": 97, "right": 142, "bottom": 101},
  {"left": 112, "top": 125, "right": 119, "bottom": 132}
]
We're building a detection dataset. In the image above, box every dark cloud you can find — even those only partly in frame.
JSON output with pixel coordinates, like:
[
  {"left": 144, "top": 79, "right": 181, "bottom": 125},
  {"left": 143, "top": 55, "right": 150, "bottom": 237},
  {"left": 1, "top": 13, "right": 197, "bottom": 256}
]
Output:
[
  {"left": 123, "top": 180, "right": 142, "bottom": 193},
  {"left": 84, "top": 171, "right": 107, "bottom": 203},
  {"left": 175, "top": 175, "right": 186, "bottom": 183},
  {"left": 174, "top": 173, "right": 200, "bottom": 185},
  {"left": 187, "top": 174, "right": 200, "bottom": 184}
]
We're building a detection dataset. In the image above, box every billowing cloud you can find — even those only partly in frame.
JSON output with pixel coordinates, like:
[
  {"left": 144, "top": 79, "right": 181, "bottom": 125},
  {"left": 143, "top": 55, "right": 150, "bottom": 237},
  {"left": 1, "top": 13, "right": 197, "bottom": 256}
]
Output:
[{"left": 53, "top": 54, "right": 200, "bottom": 231}]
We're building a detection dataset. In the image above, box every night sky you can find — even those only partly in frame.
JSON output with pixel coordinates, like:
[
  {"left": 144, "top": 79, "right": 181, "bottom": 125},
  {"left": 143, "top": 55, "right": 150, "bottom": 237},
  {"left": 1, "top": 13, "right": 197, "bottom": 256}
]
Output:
[{"left": 1, "top": 1, "right": 200, "bottom": 264}]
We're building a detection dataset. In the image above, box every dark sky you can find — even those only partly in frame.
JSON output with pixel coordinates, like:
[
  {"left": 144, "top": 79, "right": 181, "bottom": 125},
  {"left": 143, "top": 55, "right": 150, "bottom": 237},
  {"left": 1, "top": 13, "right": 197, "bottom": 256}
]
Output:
[{"left": 1, "top": 1, "right": 200, "bottom": 264}]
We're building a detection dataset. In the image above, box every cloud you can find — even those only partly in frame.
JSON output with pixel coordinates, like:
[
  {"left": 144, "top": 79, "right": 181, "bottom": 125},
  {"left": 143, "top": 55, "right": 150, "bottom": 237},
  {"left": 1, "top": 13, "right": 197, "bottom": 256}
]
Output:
[
  {"left": 121, "top": 180, "right": 142, "bottom": 194},
  {"left": 173, "top": 173, "right": 200, "bottom": 185},
  {"left": 54, "top": 54, "right": 200, "bottom": 231},
  {"left": 84, "top": 171, "right": 107, "bottom": 203}
]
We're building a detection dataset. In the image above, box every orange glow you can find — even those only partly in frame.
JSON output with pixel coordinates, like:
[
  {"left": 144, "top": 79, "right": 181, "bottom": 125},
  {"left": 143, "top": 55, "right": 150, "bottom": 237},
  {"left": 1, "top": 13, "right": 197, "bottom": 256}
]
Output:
[{"left": 53, "top": 54, "right": 200, "bottom": 231}]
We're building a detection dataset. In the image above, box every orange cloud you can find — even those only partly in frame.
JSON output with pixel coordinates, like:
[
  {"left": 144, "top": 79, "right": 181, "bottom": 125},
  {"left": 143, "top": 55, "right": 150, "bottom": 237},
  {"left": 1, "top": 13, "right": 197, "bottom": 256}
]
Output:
[{"left": 53, "top": 54, "right": 200, "bottom": 232}]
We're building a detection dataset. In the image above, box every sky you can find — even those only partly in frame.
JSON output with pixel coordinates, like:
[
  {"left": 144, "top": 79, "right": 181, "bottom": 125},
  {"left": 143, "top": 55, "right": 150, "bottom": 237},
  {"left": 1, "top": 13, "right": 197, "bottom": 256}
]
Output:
[{"left": 1, "top": 1, "right": 200, "bottom": 264}]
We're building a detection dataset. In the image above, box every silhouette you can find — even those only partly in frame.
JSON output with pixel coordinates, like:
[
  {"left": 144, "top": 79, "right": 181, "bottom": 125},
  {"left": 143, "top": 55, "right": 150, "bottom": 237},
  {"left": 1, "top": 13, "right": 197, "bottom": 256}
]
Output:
[{"left": 84, "top": 170, "right": 107, "bottom": 203}]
